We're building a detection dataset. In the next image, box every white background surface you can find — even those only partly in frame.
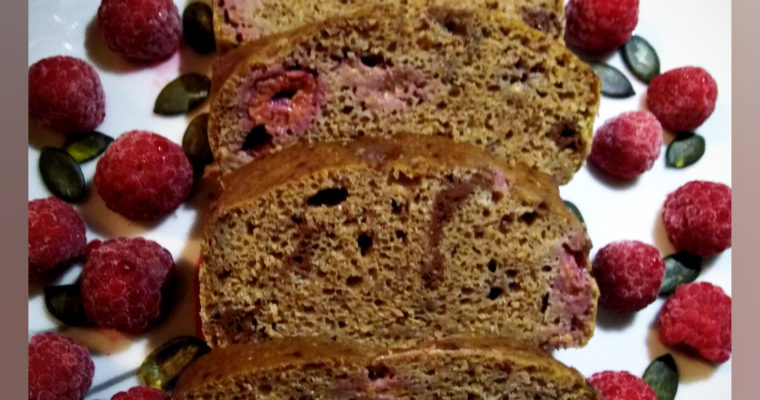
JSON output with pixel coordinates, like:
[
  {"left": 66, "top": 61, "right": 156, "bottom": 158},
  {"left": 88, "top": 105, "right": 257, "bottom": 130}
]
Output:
[{"left": 28, "top": 0, "right": 731, "bottom": 398}]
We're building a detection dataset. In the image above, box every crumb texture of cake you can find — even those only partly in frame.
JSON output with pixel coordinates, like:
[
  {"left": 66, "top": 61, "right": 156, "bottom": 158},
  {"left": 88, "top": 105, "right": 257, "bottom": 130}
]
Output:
[
  {"left": 171, "top": 336, "right": 601, "bottom": 400},
  {"left": 208, "top": 4, "right": 599, "bottom": 184},
  {"left": 213, "top": 0, "right": 566, "bottom": 49},
  {"left": 199, "top": 136, "right": 597, "bottom": 351}
]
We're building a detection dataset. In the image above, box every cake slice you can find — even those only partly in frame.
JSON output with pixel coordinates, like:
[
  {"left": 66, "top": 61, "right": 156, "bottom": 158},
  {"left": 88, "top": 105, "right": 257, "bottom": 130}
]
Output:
[
  {"left": 172, "top": 336, "right": 601, "bottom": 400},
  {"left": 199, "top": 136, "right": 598, "bottom": 350},
  {"left": 208, "top": 4, "right": 600, "bottom": 184},
  {"left": 213, "top": 0, "right": 566, "bottom": 50}
]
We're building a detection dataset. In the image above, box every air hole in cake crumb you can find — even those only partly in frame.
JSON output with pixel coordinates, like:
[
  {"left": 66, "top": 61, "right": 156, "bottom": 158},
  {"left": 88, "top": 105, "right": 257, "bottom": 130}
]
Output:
[
  {"left": 306, "top": 188, "right": 348, "bottom": 206},
  {"left": 488, "top": 259, "right": 498, "bottom": 272},
  {"left": 506, "top": 269, "right": 518, "bottom": 278},
  {"left": 374, "top": 299, "right": 384, "bottom": 306},
  {"left": 519, "top": 211, "right": 537, "bottom": 225},
  {"left": 467, "top": 393, "right": 477, "bottom": 400},
  {"left": 391, "top": 199, "right": 406, "bottom": 214},
  {"left": 291, "top": 216, "right": 303, "bottom": 224},
  {"left": 341, "top": 105, "right": 353, "bottom": 114},
  {"left": 541, "top": 293, "right": 550, "bottom": 313},
  {"left": 338, "top": 321, "right": 347, "bottom": 328},
  {"left": 246, "top": 221, "right": 255, "bottom": 234},
  {"left": 346, "top": 276, "right": 363, "bottom": 286},
  {"left": 241, "top": 125, "right": 273, "bottom": 151},
  {"left": 367, "top": 365, "right": 392, "bottom": 380},
  {"left": 217, "top": 270, "right": 231, "bottom": 280},
  {"left": 491, "top": 191, "right": 503, "bottom": 203},
  {"left": 488, "top": 287, "right": 503, "bottom": 300},
  {"left": 357, "top": 233, "right": 373, "bottom": 256},
  {"left": 395, "top": 230, "right": 407, "bottom": 241},
  {"left": 474, "top": 230, "right": 484, "bottom": 239},
  {"left": 360, "top": 54, "right": 386, "bottom": 67},
  {"left": 482, "top": 208, "right": 491, "bottom": 217},
  {"left": 388, "top": 171, "right": 421, "bottom": 187},
  {"left": 461, "top": 287, "right": 474, "bottom": 294},
  {"left": 509, "top": 282, "right": 521, "bottom": 291}
]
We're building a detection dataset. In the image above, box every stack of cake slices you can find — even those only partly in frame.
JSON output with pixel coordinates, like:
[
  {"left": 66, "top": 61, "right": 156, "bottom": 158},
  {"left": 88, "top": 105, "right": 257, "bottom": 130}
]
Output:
[{"left": 185, "top": 0, "right": 602, "bottom": 398}]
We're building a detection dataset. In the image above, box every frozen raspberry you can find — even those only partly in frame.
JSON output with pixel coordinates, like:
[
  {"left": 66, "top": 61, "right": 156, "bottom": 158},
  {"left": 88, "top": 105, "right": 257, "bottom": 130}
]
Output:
[
  {"left": 28, "top": 56, "right": 105, "bottom": 133},
  {"left": 592, "top": 241, "right": 665, "bottom": 313},
  {"left": 662, "top": 181, "right": 731, "bottom": 256},
  {"left": 112, "top": 387, "right": 168, "bottom": 400},
  {"left": 97, "top": 0, "right": 182, "bottom": 63},
  {"left": 658, "top": 282, "right": 731, "bottom": 363},
  {"left": 28, "top": 197, "right": 87, "bottom": 276},
  {"left": 81, "top": 237, "right": 175, "bottom": 333},
  {"left": 565, "top": 0, "right": 639, "bottom": 54},
  {"left": 646, "top": 67, "right": 718, "bottom": 132},
  {"left": 589, "top": 111, "right": 663, "bottom": 180},
  {"left": 588, "top": 371, "right": 657, "bottom": 400},
  {"left": 95, "top": 130, "right": 193, "bottom": 221},
  {"left": 29, "top": 333, "right": 95, "bottom": 400}
]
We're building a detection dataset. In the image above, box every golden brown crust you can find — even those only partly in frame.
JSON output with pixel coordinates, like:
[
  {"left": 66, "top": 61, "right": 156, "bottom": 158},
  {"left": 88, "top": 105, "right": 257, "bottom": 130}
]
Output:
[
  {"left": 207, "top": 4, "right": 600, "bottom": 184},
  {"left": 172, "top": 335, "right": 601, "bottom": 399}
]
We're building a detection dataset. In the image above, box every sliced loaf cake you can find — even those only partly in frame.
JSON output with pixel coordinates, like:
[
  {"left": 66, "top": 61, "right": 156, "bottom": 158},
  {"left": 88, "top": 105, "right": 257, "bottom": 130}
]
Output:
[
  {"left": 172, "top": 335, "right": 601, "bottom": 400},
  {"left": 208, "top": 4, "right": 600, "bottom": 184},
  {"left": 213, "top": 0, "right": 566, "bottom": 50},
  {"left": 199, "top": 136, "right": 598, "bottom": 350}
]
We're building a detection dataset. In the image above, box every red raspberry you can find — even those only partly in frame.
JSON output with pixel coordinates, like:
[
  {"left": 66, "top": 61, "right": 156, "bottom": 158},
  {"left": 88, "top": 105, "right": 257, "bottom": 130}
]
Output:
[
  {"left": 28, "top": 56, "right": 105, "bottom": 134},
  {"left": 661, "top": 181, "right": 731, "bottom": 256},
  {"left": 95, "top": 130, "right": 193, "bottom": 221},
  {"left": 658, "top": 282, "right": 731, "bottom": 363},
  {"left": 97, "top": 0, "right": 182, "bottom": 63},
  {"left": 592, "top": 241, "right": 665, "bottom": 313},
  {"left": 29, "top": 333, "right": 95, "bottom": 400},
  {"left": 565, "top": 0, "right": 639, "bottom": 54},
  {"left": 81, "top": 237, "right": 175, "bottom": 333},
  {"left": 112, "top": 387, "right": 169, "bottom": 400},
  {"left": 646, "top": 67, "right": 718, "bottom": 132},
  {"left": 589, "top": 111, "right": 663, "bottom": 180},
  {"left": 587, "top": 371, "right": 657, "bottom": 400},
  {"left": 28, "top": 197, "right": 87, "bottom": 276}
]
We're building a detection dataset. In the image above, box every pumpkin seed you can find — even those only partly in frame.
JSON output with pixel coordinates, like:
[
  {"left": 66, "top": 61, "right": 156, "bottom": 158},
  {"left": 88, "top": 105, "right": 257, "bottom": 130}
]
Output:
[
  {"left": 44, "top": 283, "right": 94, "bottom": 327},
  {"left": 666, "top": 133, "right": 705, "bottom": 168},
  {"left": 589, "top": 62, "right": 635, "bottom": 98},
  {"left": 563, "top": 200, "right": 584, "bottom": 223},
  {"left": 642, "top": 354, "right": 679, "bottom": 400},
  {"left": 182, "top": 113, "right": 213, "bottom": 167},
  {"left": 154, "top": 73, "right": 211, "bottom": 115},
  {"left": 39, "top": 147, "right": 86, "bottom": 203},
  {"left": 622, "top": 35, "right": 661, "bottom": 83},
  {"left": 183, "top": 2, "right": 216, "bottom": 54},
  {"left": 659, "top": 252, "right": 702, "bottom": 296},
  {"left": 139, "top": 336, "right": 210, "bottom": 390},
  {"left": 64, "top": 131, "right": 114, "bottom": 163}
]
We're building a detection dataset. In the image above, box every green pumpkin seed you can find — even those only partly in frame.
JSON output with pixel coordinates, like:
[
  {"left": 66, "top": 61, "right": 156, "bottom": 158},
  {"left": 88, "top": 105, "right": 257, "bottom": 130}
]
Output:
[
  {"left": 589, "top": 62, "right": 635, "bottom": 98},
  {"left": 183, "top": 2, "right": 216, "bottom": 54},
  {"left": 659, "top": 252, "right": 702, "bottom": 296},
  {"left": 39, "top": 147, "right": 86, "bottom": 203},
  {"left": 622, "top": 35, "right": 661, "bottom": 83},
  {"left": 154, "top": 73, "right": 211, "bottom": 115},
  {"left": 182, "top": 113, "right": 213, "bottom": 167},
  {"left": 563, "top": 200, "right": 585, "bottom": 223},
  {"left": 642, "top": 354, "right": 679, "bottom": 400},
  {"left": 64, "top": 131, "right": 114, "bottom": 163},
  {"left": 44, "top": 283, "right": 94, "bottom": 327},
  {"left": 139, "top": 336, "right": 210, "bottom": 390},
  {"left": 666, "top": 133, "right": 705, "bottom": 168}
]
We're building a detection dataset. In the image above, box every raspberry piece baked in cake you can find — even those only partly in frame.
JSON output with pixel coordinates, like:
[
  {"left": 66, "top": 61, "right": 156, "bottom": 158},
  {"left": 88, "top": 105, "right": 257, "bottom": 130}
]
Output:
[
  {"left": 198, "top": 136, "right": 597, "bottom": 350},
  {"left": 172, "top": 336, "right": 601, "bottom": 400},
  {"left": 207, "top": 4, "right": 600, "bottom": 184},
  {"left": 213, "top": 0, "right": 567, "bottom": 50}
]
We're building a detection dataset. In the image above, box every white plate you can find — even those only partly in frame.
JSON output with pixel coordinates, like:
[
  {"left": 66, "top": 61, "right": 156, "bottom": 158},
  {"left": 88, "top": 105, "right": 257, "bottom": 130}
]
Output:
[{"left": 28, "top": 0, "right": 731, "bottom": 398}]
